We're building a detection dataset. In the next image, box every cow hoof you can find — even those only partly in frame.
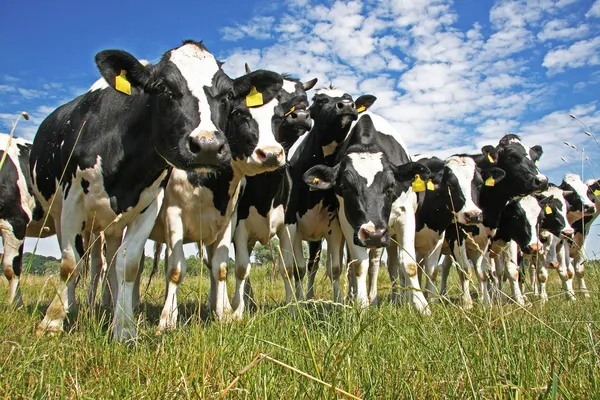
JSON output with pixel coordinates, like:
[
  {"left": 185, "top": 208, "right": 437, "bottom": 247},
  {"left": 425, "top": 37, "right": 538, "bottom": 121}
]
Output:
[
  {"left": 112, "top": 326, "right": 137, "bottom": 343},
  {"left": 36, "top": 319, "right": 63, "bottom": 337}
]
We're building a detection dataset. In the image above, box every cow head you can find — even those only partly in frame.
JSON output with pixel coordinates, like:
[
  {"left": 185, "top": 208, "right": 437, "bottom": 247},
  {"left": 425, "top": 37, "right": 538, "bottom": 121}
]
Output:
[
  {"left": 495, "top": 134, "right": 548, "bottom": 196},
  {"left": 95, "top": 40, "right": 231, "bottom": 171},
  {"left": 559, "top": 173, "right": 597, "bottom": 221},
  {"left": 501, "top": 196, "right": 544, "bottom": 254},
  {"left": 244, "top": 64, "right": 317, "bottom": 151},
  {"left": 587, "top": 178, "right": 600, "bottom": 204},
  {"left": 441, "top": 154, "right": 505, "bottom": 225},
  {"left": 209, "top": 70, "right": 290, "bottom": 176},
  {"left": 302, "top": 115, "right": 429, "bottom": 248},
  {"left": 536, "top": 186, "right": 574, "bottom": 239}
]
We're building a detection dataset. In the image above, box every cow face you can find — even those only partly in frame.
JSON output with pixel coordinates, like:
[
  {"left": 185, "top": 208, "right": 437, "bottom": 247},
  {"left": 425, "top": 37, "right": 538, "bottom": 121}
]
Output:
[
  {"left": 560, "top": 174, "right": 597, "bottom": 220},
  {"left": 587, "top": 178, "right": 600, "bottom": 205},
  {"left": 502, "top": 196, "right": 544, "bottom": 254},
  {"left": 95, "top": 40, "right": 231, "bottom": 171},
  {"left": 536, "top": 186, "right": 574, "bottom": 239},
  {"left": 304, "top": 153, "right": 428, "bottom": 248},
  {"left": 496, "top": 134, "right": 548, "bottom": 195},
  {"left": 212, "top": 70, "right": 288, "bottom": 176},
  {"left": 442, "top": 155, "right": 505, "bottom": 225},
  {"left": 272, "top": 77, "right": 318, "bottom": 149}
]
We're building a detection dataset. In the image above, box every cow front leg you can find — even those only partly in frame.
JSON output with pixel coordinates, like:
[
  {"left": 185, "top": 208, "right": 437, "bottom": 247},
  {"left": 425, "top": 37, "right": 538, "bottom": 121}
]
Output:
[
  {"left": 86, "top": 233, "right": 104, "bottom": 309},
  {"left": 277, "top": 224, "right": 302, "bottom": 302},
  {"left": 207, "top": 223, "right": 233, "bottom": 320},
  {"left": 452, "top": 243, "right": 473, "bottom": 309},
  {"left": 368, "top": 248, "right": 382, "bottom": 305},
  {"left": 325, "top": 224, "right": 344, "bottom": 303},
  {"left": 101, "top": 235, "right": 122, "bottom": 311},
  {"left": 2, "top": 228, "right": 25, "bottom": 308},
  {"left": 232, "top": 221, "right": 251, "bottom": 319},
  {"left": 387, "top": 243, "right": 401, "bottom": 303},
  {"left": 572, "top": 255, "right": 589, "bottom": 297}
]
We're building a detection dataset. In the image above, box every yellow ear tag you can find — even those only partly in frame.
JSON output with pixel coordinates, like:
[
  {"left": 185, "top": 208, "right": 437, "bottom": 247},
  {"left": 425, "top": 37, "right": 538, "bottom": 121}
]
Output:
[
  {"left": 485, "top": 176, "right": 495, "bottom": 187},
  {"left": 535, "top": 160, "right": 539, "bottom": 166},
  {"left": 115, "top": 70, "right": 131, "bottom": 95},
  {"left": 356, "top": 105, "right": 366, "bottom": 113},
  {"left": 313, "top": 177, "right": 320, "bottom": 184},
  {"left": 412, "top": 174, "right": 426, "bottom": 192},
  {"left": 426, "top": 179, "right": 435, "bottom": 191},
  {"left": 284, "top": 105, "right": 295, "bottom": 117},
  {"left": 544, "top": 204, "right": 553, "bottom": 215},
  {"left": 594, "top": 189, "right": 600, "bottom": 196},
  {"left": 246, "top": 86, "right": 263, "bottom": 107},
  {"left": 487, "top": 153, "right": 494, "bottom": 163}
]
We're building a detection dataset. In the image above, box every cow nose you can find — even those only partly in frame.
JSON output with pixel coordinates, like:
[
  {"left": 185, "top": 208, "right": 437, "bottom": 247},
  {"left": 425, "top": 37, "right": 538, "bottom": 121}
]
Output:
[
  {"left": 255, "top": 146, "right": 285, "bottom": 167},
  {"left": 584, "top": 204, "right": 596, "bottom": 214},
  {"left": 528, "top": 242, "right": 543, "bottom": 254},
  {"left": 357, "top": 224, "right": 388, "bottom": 248},
  {"left": 534, "top": 175, "right": 548, "bottom": 191},
  {"left": 464, "top": 210, "right": 483, "bottom": 224},
  {"left": 561, "top": 227, "right": 574, "bottom": 238},
  {"left": 287, "top": 109, "right": 312, "bottom": 131},
  {"left": 336, "top": 99, "right": 355, "bottom": 113},
  {"left": 548, "top": 261, "right": 559, "bottom": 269},
  {"left": 187, "top": 131, "right": 230, "bottom": 166}
]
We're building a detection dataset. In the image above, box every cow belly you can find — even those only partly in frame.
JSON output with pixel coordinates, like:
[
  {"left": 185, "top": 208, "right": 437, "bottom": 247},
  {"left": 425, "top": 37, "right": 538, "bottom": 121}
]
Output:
[
  {"left": 415, "top": 226, "right": 442, "bottom": 254},
  {"left": 245, "top": 205, "right": 284, "bottom": 245},
  {"left": 297, "top": 202, "right": 335, "bottom": 241}
]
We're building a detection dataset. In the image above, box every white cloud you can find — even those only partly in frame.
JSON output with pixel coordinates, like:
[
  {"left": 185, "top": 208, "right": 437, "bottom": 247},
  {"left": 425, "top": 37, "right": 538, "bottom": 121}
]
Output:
[
  {"left": 586, "top": 0, "right": 600, "bottom": 18},
  {"left": 221, "top": 16, "right": 276, "bottom": 41},
  {"left": 543, "top": 36, "right": 600, "bottom": 74},
  {"left": 17, "top": 88, "right": 47, "bottom": 99},
  {"left": 537, "top": 19, "right": 590, "bottom": 41}
]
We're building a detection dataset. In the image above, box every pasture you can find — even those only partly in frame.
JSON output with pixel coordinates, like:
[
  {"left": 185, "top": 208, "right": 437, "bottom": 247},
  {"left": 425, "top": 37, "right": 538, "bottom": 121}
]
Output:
[{"left": 1, "top": 260, "right": 599, "bottom": 398}]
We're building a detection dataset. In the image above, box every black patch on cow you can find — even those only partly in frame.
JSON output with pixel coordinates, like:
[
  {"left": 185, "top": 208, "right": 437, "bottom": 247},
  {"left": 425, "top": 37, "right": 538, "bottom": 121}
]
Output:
[
  {"left": 75, "top": 234, "right": 85, "bottom": 258},
  {"left": 81, "top": 178, "right": 90, "bottom": 194},
  {"left": 81, "top": 221, "right": 86, "bottom": 232},
  {"left": 186, "top": 167, "right": 236, "bottom": 216},
  {"left": 12, "top": 244, "right": 24, "bottom": 276}
]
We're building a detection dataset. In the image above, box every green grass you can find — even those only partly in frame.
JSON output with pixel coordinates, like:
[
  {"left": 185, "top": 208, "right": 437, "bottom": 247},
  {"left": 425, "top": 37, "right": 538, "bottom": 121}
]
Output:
[{"left": 1, "top": 262, "right": 599, "bottom": 399}]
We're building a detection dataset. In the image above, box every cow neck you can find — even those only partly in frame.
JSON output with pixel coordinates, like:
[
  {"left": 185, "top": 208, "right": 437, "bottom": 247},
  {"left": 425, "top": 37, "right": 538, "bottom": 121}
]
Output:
[{"left": 479, "top": 181, "right": 514, "bottom": 230}]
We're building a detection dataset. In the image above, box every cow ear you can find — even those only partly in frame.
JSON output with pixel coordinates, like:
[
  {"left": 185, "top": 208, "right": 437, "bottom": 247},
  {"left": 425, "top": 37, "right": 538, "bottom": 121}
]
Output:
[
  {"left": 481, "top": 145, "right": 498, "bottom": 164},
  {"left": 244, "top": 63, "right": 252, "bottom": 74},
  {"left": 530, "top": 145, "right": 543, "bottom": 163},
  {"left": 481, "top": 167, "right": 506, "bottom": 185},
  {"left": 232, "top": 70, "right": 283, "bottom": 107},
  {"left": 95, "top": 50, "right": 152, "bottom": 95},
  {"left": 303, "top": 164, "right": 340, "bottom": 190},
  {"left": 393, "top": 162, "right": 430, "bottom": 182},
  {"left": 303, "top": 78, "right": 318, "bottom": 91},
  {"left": 355, "top": 95, "right": 377, "bottom": 113}
]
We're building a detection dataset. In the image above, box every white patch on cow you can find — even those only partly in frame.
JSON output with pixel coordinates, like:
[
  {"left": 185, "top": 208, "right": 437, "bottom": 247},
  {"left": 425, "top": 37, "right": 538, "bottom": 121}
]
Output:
[
  {"left": 321, "top": 141, "right": 338, "bottom": 157},
  {"left": 242, "top": 98, "right": 285, "bottom": 173},
  {"left": 564, "top": 173, "right": 595, "bottom": 209},
  {"left": 89, "top": 78, "right": 109, "bottom": 92},
  {"left": 518, "top": 195, "right": 542, "bottom": 248},
  {"left": 348, "top": 152, "right": 383, "bottom": 187},
  {"left": 169, "top": 43, "right": 220, "bottom": 133},
  {"left": 446, "top": 156, "right": 481, "bottom": 224},
  {"left": 315, "top": 87, "right": 346, "bottom": 98},
  {"left": 352, "top": 112, "right": 409, "bottom": 152},
  {"left": 297, "top": 199, "right": 337, "bottom": 241},
  {"left": 287, "top": 128, "right": 308, "bottom": 159},
  {"left": 358, "top": 220, "right": 376, "bottom": 242},
  {"left": 243, "top": 204, "right": 285, "bottom": 245},
  {"left": 282, "top": 79, "right": 297, "bottom": 94},
  {"left": 508, "top": 137, "right": 532, "bottom": 160}
]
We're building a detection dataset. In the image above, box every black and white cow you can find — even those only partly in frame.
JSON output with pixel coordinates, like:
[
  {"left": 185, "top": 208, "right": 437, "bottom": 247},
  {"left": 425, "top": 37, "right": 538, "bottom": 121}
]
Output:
[
  {"left": 561, "top": 175, "right": 598, "bottom": 297},
  {"left": 230, "top": 72, "right": 317, "bottom": 317},
  {"left": 303, "top": 113, "right": 429, "bottom": 309},
  {"left": 149, "top": 70, "right": 318, "bottom": 330},
  {"left": 413, "top": 148, "right": 505, "bottom": 303},
  {"left": 278, "top": 88, "right": 376, "bottom": 303},
  {"left": 440, "top": 134, "right": 548, "bottom": 307},
  {"left": 31, "top": 40, "right": 244, "bottom": 341},
  {"left": 0, "top": 134, "right": 56, "bottom": 307}
]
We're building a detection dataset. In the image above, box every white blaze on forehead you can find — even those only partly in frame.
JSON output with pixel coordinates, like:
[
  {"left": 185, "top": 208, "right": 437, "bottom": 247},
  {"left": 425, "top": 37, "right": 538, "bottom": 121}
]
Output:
[
  {"left": 282, "top": 79, "right": 297, "bottom": 95},
  {"left": 564, "top": 173, "right": 595, "bottom": 207},
  {"left": 348, "top": 152, "right": 384, "bottom": 187},
  {"left": 169, "top": 43, "right": 220, "bottom": 132},
  {"left": 248, "top": 98, "right": 282, "bottom": 149},
  {"left": 446, "top": 156, "right": 479, "bottom": 214},
  {"left": 519, "top": 195, "right": 542, "bottom": 245},
  {"left": 508, "top": 137, "right": 532, "bottom": 160},
  {"left": 315, "top": 88, "right": 347, "bottom": 98}
]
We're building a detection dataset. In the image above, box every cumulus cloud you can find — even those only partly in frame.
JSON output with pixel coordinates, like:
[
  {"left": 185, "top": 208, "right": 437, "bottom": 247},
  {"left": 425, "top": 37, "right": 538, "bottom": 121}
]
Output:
[
  {"left": 543, "top": 36, "right": 600, "bottom": 74},
  {"left": 586, "top": 0, "right": 600, "bottom": 18}
]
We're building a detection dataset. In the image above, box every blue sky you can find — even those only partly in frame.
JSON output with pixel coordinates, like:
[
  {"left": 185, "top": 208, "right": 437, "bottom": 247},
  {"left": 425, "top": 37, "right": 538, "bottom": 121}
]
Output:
[{"left": 1, "top": 0, "right": 600, "bottom": 258}]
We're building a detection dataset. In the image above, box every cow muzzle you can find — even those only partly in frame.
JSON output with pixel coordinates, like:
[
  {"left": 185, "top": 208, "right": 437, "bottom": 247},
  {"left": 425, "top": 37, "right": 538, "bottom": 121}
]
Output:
[
  {"left": 253, "top": 145, "right": 285, "bottom": 168},
  {"left": 356, "top": 223, "right": 389, "bottom": 248},
  {"left": 286, "top": 109, "right": 312, "bottom": 132},
  {"left": 187, "top": 130, "right": 230, "bottom": 167},
  {"left": 462, "top": 209, "right": 483, "bottom": 225},
  {"left": 561, "top": 227, "right": 574, "bottom": 238}
]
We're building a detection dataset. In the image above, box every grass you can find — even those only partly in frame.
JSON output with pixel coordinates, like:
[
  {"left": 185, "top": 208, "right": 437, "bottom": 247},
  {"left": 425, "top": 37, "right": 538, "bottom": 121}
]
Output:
[{"left": 1, "top": 262, "right": 599, "bottom": 399}]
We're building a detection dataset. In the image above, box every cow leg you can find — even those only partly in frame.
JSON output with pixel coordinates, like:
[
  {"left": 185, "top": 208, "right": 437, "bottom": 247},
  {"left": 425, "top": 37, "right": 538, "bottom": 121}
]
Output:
[
  {"left": 572, "top": 255, "right": 589, "bottom": 297},
  {"left": 471, "top": 251, "right": 491, "bottom": 306},
  {"left": 368, "top": 248, "right": 382, "bottom": 305},
  {"left": 158, "top": 206, "right": 186, "bottom": 332},
  {"left": 232, "top": 222, "right": 251, "bottom": 319},
  {"left": 387, "top": 243, "right": 400, "bottom": 303},
  {"left": 207, "top": 223, "right": 233, "bottom": 320},
  {"left": 421, "top": 238, "right": 443, "bottom": 302},
  {"left": 452, "top": 243, "right": 473, "bottom": 309},
  {"left": 325, "top": 224, "right": 344, "bottom": 303},
  {"left": 132, "top": 254, "right": 144, "bottom": 311},
  {"left": 527, "top": 257, "right": 539, "bottom": 297},
  {"left": 439, "top": 254, "right": 451, "bottom": 298},
  {"left": 505, "top": 241, "right": 525, "bottom": 306},
  {"left": 112, "top": 193, "right": 163, "bottom": 342},
  {"left": 537, "top": 264, "right": 549, "bottom": 304},
  {"left": 277, "top": 224, "right": 300, "bottom": 302},
  {"left": 306, "top": 241, "right": 321, "bottom": 300},
  {"left": 2, "top": 228, "right": 25, "bottom": 308},
  {"left": 346, "top": 243, "right": 369, "bottom": 308},
  {"left": 85, "top": 233, "right": 104, "bottom": 308},
  {"left": 557, "top": 242, "right": 576, "bottom": 301},
  {"left": 101, "top": 235, "right": 122, "bottom": 311},
  {"left": 394, "top": 211, "right": 429, "bottom": 315},
  {"left": 37, "top": 205, "right": 85, "bottom": 336}
]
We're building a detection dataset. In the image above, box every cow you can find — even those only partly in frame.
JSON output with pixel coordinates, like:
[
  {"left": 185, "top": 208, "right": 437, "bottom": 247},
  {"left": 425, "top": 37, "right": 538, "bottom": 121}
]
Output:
[
  {"left": 149, "top": 70, "right": 318, "bottom": 330},
  {"left": 561, "top": 175, "right": 598, "bottom": 297},
  {"left": 31, "top": 40, "right": 242, "bottom": 341},
  {"left": 0, "top": 134, "right": 56, "bottom": 307},
  {"left": 303, "top": 112, "right": 430, "bottom": 310},
  {"left": 413, "top": 148, "right": 505, "bottom": 304},
  {"left": 280, "top": 88, "right": 376, "bottom": 304},
  {"left": 440, "top": 134, "right": 548, "bottom": 307}
]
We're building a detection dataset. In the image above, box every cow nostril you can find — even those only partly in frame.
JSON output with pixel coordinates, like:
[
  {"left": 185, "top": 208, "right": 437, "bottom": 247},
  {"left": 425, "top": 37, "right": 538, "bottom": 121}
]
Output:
[
  {"left": 256, "top": 149, "right": 267, "bottom": 162},
  {"left": 290, "top": 112, "right": 298, "bottom": 119},
  {"left": 336, "top": 102, "right": 344, "bottom": 109},
  {"left": 218, "top": 144, "right": 227, "bottom": 157},
  {"left": 188, "top": 137, "right": 201, "bottom": 154}
]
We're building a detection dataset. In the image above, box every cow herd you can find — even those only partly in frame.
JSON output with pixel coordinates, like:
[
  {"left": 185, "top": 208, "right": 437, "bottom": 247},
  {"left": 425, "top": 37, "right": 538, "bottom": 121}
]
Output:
[{"left": 1, "top": 40, "right": 598, "bottom": 342}]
